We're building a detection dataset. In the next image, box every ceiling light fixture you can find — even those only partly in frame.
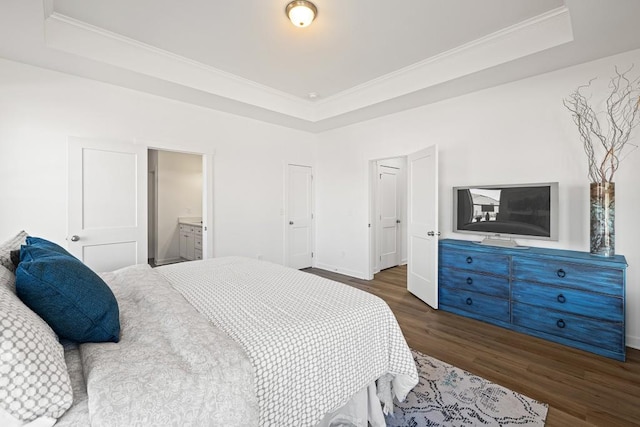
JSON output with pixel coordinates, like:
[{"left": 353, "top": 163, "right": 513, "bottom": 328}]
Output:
[{"left": 286, "top": 1, "right": 317, "bottom": 28}]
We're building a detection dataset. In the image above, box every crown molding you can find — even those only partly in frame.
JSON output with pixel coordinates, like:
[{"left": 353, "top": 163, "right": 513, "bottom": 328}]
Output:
[
  {"left": 43, "top": 6, "right": 572, "bottom": 124},
  {"left": 44, "top": 12, "right": 316, "bottom": 120},
  {"left": 313, "top": 6, "right": 573, "bottom": 120}
]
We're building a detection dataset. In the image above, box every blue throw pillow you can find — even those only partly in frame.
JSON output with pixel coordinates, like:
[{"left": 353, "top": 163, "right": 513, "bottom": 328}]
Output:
[
  {"left": 16, "top": 245, "right": 120, "bottom": 343},
  {"left": 24, "top": 236, "right": 71, "bottom": 257}
]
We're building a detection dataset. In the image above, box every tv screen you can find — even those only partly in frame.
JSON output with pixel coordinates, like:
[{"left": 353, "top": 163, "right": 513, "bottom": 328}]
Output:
[{"left": 453, "top": 182, "right": 558, "bottom": 242}]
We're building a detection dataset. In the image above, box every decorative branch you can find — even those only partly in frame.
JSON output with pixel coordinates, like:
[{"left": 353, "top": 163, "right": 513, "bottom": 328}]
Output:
[{"left": 563, "top": 66, "right": 640, "bottom": 183}]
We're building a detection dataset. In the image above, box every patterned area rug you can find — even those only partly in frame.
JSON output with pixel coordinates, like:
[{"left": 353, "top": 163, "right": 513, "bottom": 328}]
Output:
[{"left": 386, "top": 350, "right": 548, "bottom": 427}]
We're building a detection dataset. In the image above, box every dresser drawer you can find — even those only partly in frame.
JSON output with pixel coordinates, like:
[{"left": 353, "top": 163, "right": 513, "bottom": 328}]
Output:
[
  {"left": 440, "top": 249, "right": 509, "bottom": 276},
  {"left": 512, "top": 302, "right": 623, "bottom": 351},
  {"left": 512, "top": 282, "right": 623, "bottom": 323},
  {"left": 440, "top": 267, "right": 509, "bottom": 299},
  {"left": 179, "top": 224, "right": 195, "bottom": 233},
  {"left": 439, "top": 287, "right": 510, "bottom": 323},
  {"left": 512, "top": 257, "right": 624, "bottom": 295}
]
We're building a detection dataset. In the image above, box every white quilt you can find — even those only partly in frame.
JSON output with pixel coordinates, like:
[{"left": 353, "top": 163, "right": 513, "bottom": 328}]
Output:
[
  {"left": 77, "top": 264, "right": 258, "bottom": 426},
  {"left": 158, "top": 257, "right": 418, "bottom": 427}
]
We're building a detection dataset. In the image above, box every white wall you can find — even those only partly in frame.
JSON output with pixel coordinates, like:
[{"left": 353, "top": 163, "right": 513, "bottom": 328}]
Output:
[
  {"left": 0, "top": 58, "right": 315, "bottom": 265},
  {"left": 155, "top": 150, "right": 202, "bottom": 263},
  {"left": 1, "top": 48, "right": 639, "bottom": 349},
  {"left": 315, "top": 48, "right": 640, "bottom": 349}
]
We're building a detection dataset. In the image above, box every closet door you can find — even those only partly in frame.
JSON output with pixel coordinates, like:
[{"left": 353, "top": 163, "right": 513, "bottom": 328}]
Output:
[
  {"left": 286, "top": 164, "right": 313, "bottom": 269},
  {"left": 378, "top": 164, "right": 400, "bottom": 270}
]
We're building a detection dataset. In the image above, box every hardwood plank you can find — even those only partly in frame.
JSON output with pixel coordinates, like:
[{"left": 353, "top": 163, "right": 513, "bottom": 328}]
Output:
[{"left": 304, "top": 265, "right": 640, "bottom": 427}]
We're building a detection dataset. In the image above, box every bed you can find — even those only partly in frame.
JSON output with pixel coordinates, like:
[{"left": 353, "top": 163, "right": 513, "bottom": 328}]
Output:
[{"left": 1, "top": 232, "right": 418, "bottom": 427}]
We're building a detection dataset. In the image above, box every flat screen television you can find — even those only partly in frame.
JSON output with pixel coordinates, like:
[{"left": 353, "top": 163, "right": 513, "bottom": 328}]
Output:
[{"left": 452, "top": 182, "right": 559, "bottom": 247}]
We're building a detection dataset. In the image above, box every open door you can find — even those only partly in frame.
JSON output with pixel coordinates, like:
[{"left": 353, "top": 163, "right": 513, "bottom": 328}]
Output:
[
  {"left": 407, "top": 145, "right": 439, "bottom": 308},
  {"left": 68, "top": 138, "right": 147, "bottom": 272}
]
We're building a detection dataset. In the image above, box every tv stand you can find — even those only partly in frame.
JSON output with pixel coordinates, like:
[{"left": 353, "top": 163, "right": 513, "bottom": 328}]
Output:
[
  {"left": 478, "top": 236, "right": 523, "bottom": 248},
  {"left": 438, "top": 239, "right": 627, "bottom": 361}
]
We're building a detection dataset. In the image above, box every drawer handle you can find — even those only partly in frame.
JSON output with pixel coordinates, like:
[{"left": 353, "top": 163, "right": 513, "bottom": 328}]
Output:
[
  {"left": 557, "top": 294, "right": 566, "bottom": 303},
  {"left": 556, "top": 269, "right": 566, "bottom": 278},
  {"left": 556, "top": 319, "right": 566, "bottom": 329},
  {"left": 466, "top": 277, "right": 473, "bottom": 285},
  {"left": 466, "top": 256, "right": 473, "bottom": 264},
  {"left": 466, "top": 297, "right": 473, "bottom": 305}
]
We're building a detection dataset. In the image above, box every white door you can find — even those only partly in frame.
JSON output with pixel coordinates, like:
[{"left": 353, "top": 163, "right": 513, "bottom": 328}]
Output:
[
  {"left": 286, "top": 164, "right": 313, "bottom": 269},
  {"left": 378, "top": 164, "right": 400, "bottom": 270},
  {"left": 68, "top": 138, "right": 147, "bottom": 273},
  {"left": 407, "top": 145, "right": 439, "bottom": 308}
]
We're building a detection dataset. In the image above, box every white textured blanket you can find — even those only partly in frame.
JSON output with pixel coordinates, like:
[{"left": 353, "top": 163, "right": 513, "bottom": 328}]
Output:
[
  {"left": 79, "top": 264, "right": 258, "bottom": 426},
  {"left": 158, "top": 257, "right": 418, "bottom": 427}
]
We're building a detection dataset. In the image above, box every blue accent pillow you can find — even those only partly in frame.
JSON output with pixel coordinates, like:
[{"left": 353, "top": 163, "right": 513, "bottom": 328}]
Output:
[
  {"left": 24, "top": 236, "right": 71, "bottom": 256},
  {"left": 16, "top": 244, "right": 120, "bottom": 343}
]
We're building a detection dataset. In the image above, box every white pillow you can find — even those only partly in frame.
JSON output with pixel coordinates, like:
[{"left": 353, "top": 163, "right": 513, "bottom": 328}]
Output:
[
  {"left": 0, "top": 264, "right": 16, "bottom": 294},
  {"left": 0, "top": 280, "right": 73, "bottom": 424},
  {"left": 0, "top": 231, "right": 28, "bottom": 273}
]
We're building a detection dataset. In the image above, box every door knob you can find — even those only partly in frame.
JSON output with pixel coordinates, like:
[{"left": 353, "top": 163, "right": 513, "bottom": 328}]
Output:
[
  {"left": 427, "top": 231, "right": 441, "bottom": 236},
  {"left": 396, "top": 219, "right": 401, "bottom": 224},
  {"left": 289, "top": 221, "right": 294, "bottom": 225},
  {"left": 70, "top": 235, "right": 80, "bottom": 242}
]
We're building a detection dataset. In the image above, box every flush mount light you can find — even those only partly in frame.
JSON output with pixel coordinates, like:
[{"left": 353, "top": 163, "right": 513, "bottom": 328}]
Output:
[{"left": 286, "top": 1, "right": 317, "bottom": 28}]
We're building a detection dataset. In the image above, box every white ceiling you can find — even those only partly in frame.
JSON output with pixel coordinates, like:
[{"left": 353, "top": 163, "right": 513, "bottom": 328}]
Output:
[
  {"left": 52, "top": 0, "right": 563, "bottom": 99},
  {"left": 2, "top": 0, "right": 640, "bottom": 132}
]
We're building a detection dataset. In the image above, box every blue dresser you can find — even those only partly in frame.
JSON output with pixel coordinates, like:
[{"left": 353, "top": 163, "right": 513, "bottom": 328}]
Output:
[{"left": 439, "top": 239, "right": 627, "bottom": 361}]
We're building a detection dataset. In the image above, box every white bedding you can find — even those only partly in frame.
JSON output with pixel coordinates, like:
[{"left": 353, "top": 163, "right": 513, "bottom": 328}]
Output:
[
  {"left": 58, "top": 264, "right": 258, "bottom": 426},
  {"left": 158, "top": 257, "right": 419, "bottom": 427}
]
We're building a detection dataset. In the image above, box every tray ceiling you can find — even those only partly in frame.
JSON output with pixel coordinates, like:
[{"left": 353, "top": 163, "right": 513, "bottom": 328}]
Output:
[{"left": 2, "top": 0, "right": 640, "bottom": 131}]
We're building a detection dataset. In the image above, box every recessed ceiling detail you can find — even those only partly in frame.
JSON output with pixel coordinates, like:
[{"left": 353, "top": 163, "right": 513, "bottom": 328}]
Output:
[
  {"left": 48, "top": 0, "right": 567, "bottom": 99},
  {"left": 43, "top": 5, "right": 572, "bottom": 123},
  {"left": 2, "top": 0, "right": 640, "bottom": 132}
]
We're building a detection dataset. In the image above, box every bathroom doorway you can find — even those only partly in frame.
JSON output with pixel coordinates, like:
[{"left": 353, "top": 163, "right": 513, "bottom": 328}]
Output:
[{"left": 148, "top": 149, "right": 204, "bottom": 266}]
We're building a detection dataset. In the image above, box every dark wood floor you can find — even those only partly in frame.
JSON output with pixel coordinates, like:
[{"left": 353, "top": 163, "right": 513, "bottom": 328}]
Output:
[{"left": 304, "top": 265, "right": 640, "bottom": 427}]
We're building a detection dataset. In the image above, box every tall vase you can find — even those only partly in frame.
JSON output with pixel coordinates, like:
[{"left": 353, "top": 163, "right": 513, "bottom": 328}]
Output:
[{"left": 590, "top": 182, "right": 615, "bottom": 256}]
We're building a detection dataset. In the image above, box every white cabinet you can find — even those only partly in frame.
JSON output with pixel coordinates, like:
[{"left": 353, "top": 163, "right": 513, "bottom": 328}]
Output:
[
  {"left": 194, "top": 226, "right": 202, "bottom": 260},
  {"left": 179, "top": 223, "right": 202, "bottom": 260}
]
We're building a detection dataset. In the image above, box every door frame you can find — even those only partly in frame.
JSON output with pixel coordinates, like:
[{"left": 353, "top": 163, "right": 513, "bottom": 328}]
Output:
[
  {"left": 142, "top": 141, "right": 214, "bottom": 261},
  {"left": 368, "top": 156, "right": 408, "bottom": 278},
  {"left": 367, "top": 148, "right": 438, "bottom": 292},
  {"left": 284, "top": 163, "right": 315, "bottom": 268}
]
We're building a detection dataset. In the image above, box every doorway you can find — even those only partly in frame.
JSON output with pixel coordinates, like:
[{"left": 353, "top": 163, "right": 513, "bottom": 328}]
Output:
[
  {"left": 368, "top": 146, "right": 439, "bottom": 309},
  {"left": 148, "top": 149, "right": 205, "bottom": 266},
  {"left": 370, "top": 157, "right": 407, "bottom": 274}
]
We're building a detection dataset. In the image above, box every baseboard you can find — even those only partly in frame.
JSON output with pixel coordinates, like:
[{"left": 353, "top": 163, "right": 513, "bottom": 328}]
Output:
[
  {"left": 314, "top": 262, "right": 368, "bottom": 280},
  {"left": 626, "top": 335, "right": 640, "bottom": 350}
]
